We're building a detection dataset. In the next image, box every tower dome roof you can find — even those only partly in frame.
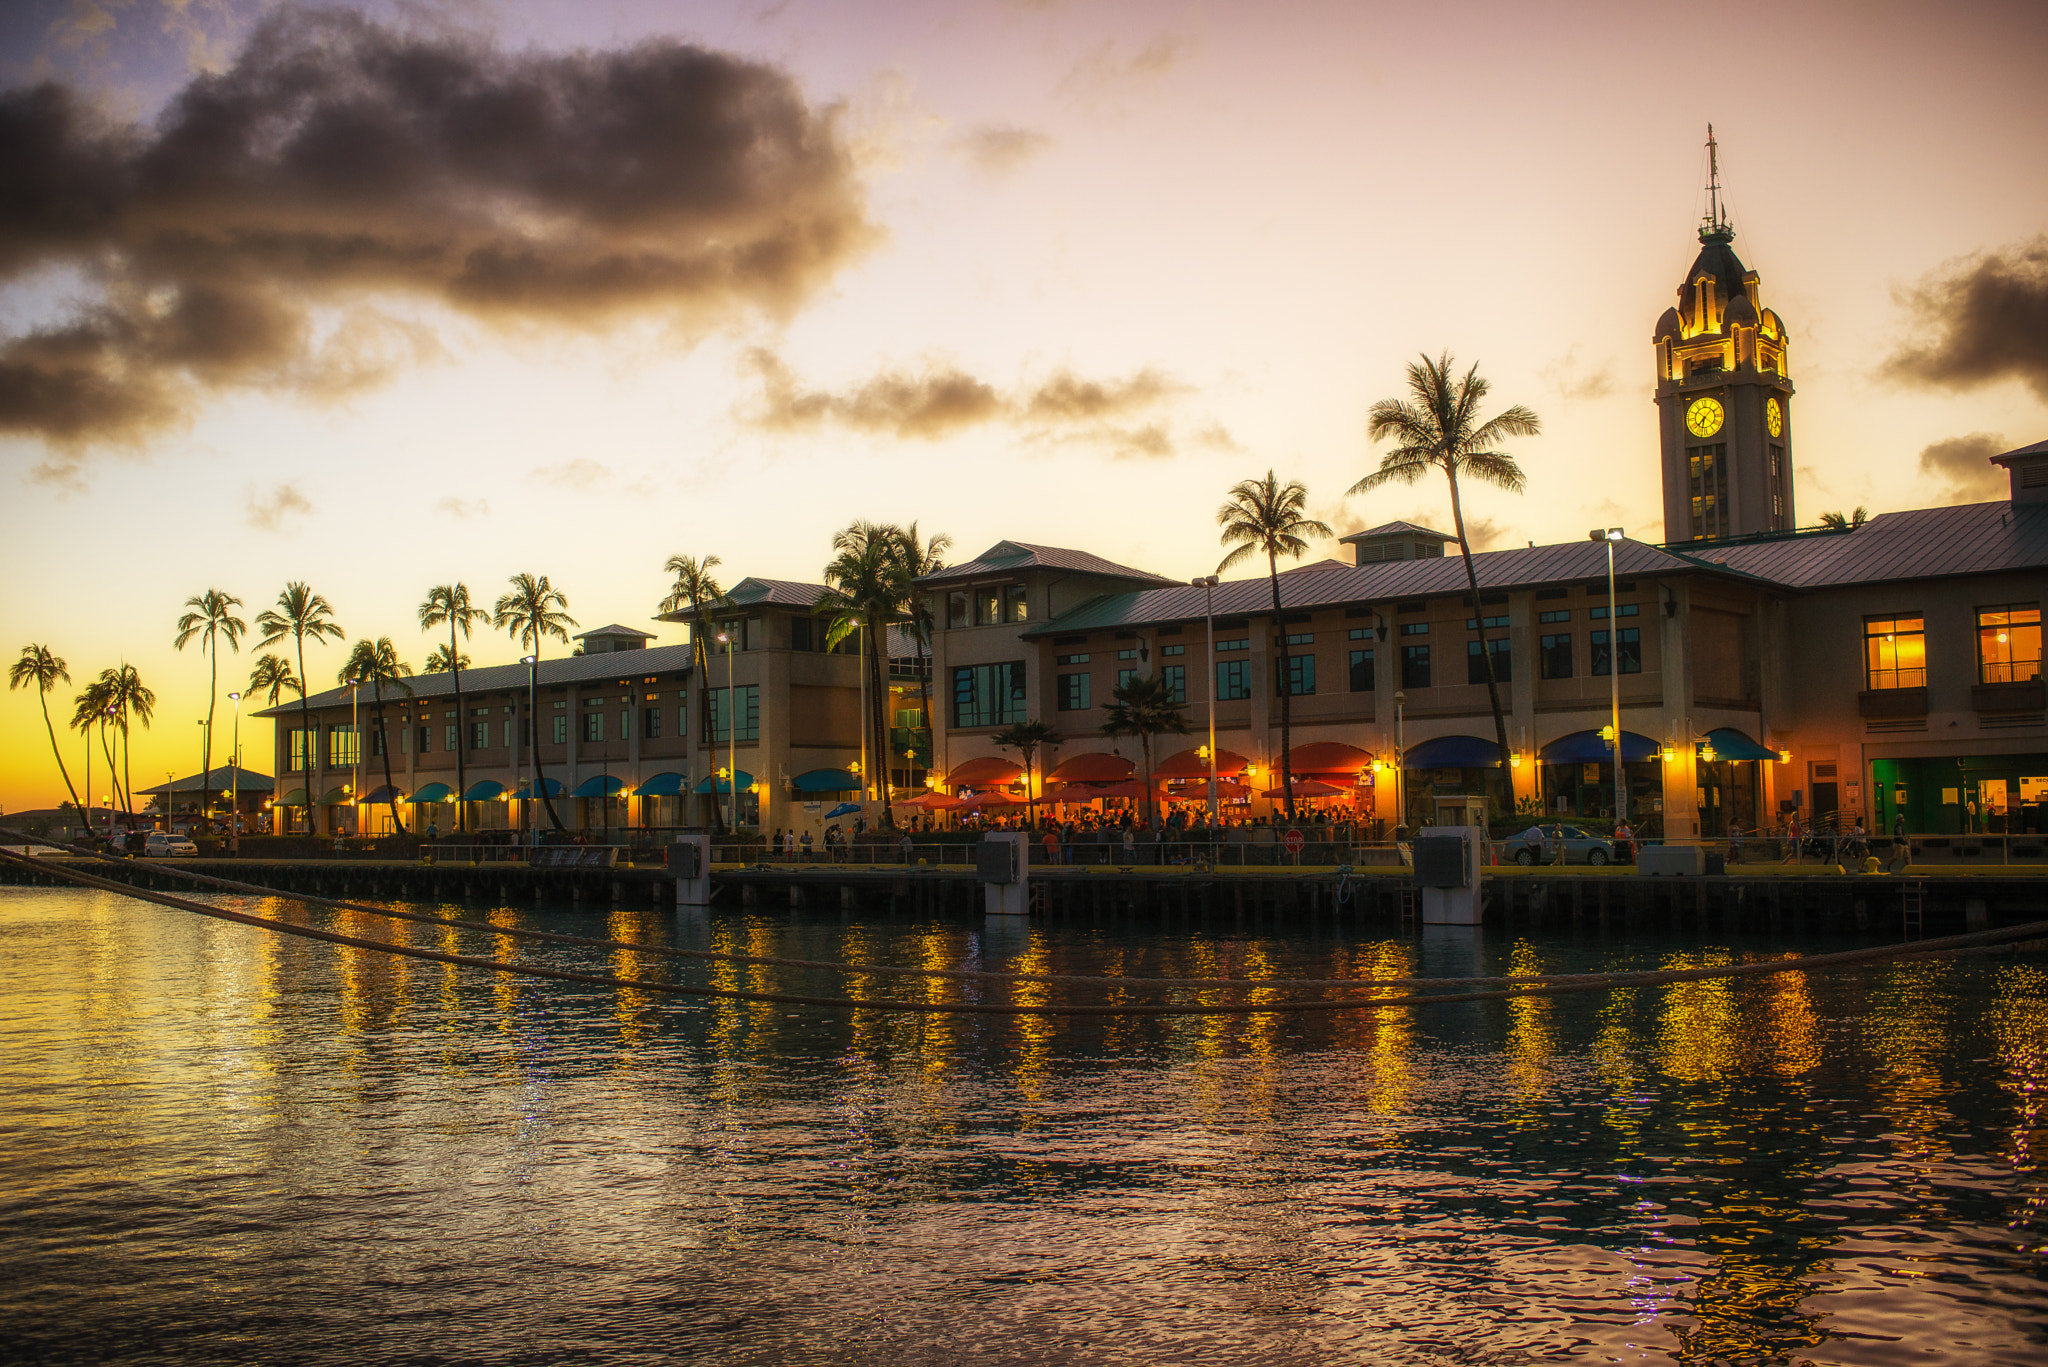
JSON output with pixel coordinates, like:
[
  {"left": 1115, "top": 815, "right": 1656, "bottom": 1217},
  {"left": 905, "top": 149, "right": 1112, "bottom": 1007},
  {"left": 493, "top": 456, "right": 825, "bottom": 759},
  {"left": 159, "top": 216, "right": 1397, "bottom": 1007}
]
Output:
[
  {"left": 1682, "top": 234, "right": 1750, "bottom": 310},
  {"left": 1654, "top": 306, "right": 1682, "bottom": 340}
]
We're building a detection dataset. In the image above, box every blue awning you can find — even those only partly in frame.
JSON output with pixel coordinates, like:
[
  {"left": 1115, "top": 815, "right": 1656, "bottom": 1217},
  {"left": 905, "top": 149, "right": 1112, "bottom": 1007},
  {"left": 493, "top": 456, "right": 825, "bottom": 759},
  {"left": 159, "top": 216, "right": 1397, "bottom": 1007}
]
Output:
[
  {"left": 1540, "top": 729, "right": 1660, "bottom": 764},
  {"left": 693, "top": 770, "right": 755, "bottom": 794},
  {"left": 361, "top": 785, "right": 404, "bottom": 804},
  {"left": 572, "top": 775, "right": 626, "bottom": 798},
  {"left": 793, "top": 768, "right": 859, "bottom": 793},
  {"left": 633, "top": 772, "right": 688, "bottom": 797},
  {"left": 517, "top": 776, "right": 566, "bottom": 799},
  {"left": 1403, "top": 735, "right": 1503, "bottom": 769},
  {"left": 409, "top": 782, "right": 455, "bottom": 803},
  {"left": 461, "top": 779, "right": 507, "bottom": 801},
  {"left": 1702, "top": 728, "right": 1777, "bottom": 762}
]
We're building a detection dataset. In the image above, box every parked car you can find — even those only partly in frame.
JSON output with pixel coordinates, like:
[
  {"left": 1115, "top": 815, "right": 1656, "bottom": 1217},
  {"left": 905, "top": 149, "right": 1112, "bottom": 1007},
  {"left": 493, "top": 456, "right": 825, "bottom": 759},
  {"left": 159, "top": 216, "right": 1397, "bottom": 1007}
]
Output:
[
  {"left": 143, "top": 831, "right": 199, "bottom": 858},
  {"left": 1511, "top": 824, "right": 1616, "bottom": 866}
]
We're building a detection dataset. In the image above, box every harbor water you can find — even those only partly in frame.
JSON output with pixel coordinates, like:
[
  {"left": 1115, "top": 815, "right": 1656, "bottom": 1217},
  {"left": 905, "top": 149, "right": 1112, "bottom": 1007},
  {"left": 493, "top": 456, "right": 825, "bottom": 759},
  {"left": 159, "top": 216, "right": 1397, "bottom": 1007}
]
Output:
[{"left": 1, "top": 885, "right": 2043, "bottom": 1364}]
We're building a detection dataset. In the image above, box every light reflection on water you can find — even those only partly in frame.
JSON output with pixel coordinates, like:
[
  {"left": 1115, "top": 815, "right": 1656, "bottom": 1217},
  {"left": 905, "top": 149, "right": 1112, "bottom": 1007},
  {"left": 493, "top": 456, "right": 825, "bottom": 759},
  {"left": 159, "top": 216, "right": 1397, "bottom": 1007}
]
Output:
[{"left": 0, "top": 885, "right": 2043, "bottom": 1365}]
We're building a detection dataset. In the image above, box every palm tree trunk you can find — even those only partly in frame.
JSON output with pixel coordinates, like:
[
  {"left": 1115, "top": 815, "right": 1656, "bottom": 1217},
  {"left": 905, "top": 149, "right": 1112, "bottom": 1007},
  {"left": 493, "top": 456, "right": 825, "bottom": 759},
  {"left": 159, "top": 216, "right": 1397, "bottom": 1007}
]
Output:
[
  {"left": 1446, "top": 467, "right": 1513, "bottom": 815},
  {"left": 450, "top": 624, "right": 466, "bottom": 835},
  {"left": 122, "top": 721, "right": 135, "bottom": 826},
  {"left": 201, "top": 642, "right": 216, "bottom": 823},
  {"left": 375, "top": 683, "right": 405, "bottom": 836},
  {"left": 870, "top": 613, "right": 895, "bottom": 829},
  {"left": 1268, "top": 549, "right": 1296, "bottom": 823},
  {"left": 81, "top": 724, "right": 91, "bottom": 835},
  {"left": 693, "top": 605, "right": 726, "bottom": 834},
  {"left": 915, "top": 622, "right": 935, "bottom": 791},
  {"left": 1141, "top": 734, "right": 1156, "bottom": 830},
  {"left": 98, "top": 723, "right": 121, "bottom": 814},
  {"left": 37, "top": 690, "right": 87, "bottom": 822},
  {"left": 295, "top": 630, "right": 313, "bottom": 835}
]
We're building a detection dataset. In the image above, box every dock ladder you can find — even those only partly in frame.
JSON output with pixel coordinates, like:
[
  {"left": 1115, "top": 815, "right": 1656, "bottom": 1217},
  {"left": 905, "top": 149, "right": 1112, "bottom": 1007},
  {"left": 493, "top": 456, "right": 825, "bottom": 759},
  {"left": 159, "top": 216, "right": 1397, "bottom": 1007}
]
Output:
[
  {"left": 1901, "top": 881, "right": 1926, "bottom": 938},
  {"left": 1398, "top": 884, "right": 1419, "bottom": 933}
]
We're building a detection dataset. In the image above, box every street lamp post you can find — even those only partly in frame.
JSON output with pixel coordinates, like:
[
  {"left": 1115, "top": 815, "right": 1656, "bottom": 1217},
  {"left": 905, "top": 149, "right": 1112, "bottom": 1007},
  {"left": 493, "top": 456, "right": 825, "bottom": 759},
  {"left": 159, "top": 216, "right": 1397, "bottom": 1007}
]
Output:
[
  {"left": 716, "top": 631, "right": 737, "bottom": 833},
  {"left": 227, "top": 691, "right": 241, "bottom": 855},
  {"left": 347, "top": 678, "right": 362, "bottom": 840},
  {"left": 195, "top": 719, "right": 206, "bottom": 837},
  {"left": 522, "top": 655, "right": 538, "bottom": 847},
  {"left": 1590, "top": 528, "right": 1626, "bottom": 825},
  {"left": 1393, "top": 690, "right": 1407, "bottom": 834},
  {"left": 1191, "top": 574, "right": 1220, "bottom": 821}
]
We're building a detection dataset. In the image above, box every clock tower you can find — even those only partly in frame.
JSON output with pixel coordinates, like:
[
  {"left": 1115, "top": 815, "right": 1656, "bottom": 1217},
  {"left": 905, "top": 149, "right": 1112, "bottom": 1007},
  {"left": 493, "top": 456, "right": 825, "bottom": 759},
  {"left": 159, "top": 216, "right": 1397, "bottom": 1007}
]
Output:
[{"left": 1654, "top": 128, "right": 1795, "bottom": 542}]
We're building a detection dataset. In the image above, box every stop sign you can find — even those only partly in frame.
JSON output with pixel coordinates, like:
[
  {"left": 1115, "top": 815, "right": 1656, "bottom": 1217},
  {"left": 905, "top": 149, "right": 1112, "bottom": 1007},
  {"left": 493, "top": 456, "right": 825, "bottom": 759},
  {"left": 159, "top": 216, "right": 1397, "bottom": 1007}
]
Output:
[{"left": 1283, "top": 828, "right": 1305, "bottom": 855}]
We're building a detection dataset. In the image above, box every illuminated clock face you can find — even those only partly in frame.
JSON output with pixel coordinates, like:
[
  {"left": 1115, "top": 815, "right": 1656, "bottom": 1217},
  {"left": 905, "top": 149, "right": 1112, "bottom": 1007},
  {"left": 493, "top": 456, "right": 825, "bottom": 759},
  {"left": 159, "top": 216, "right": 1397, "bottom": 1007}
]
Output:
[
  {"left": 1767, "top": 396, "right": 1784, "bottom": 437},
  {"left": 1686, "top": 396, "right": 1725, "bottom": 438}
]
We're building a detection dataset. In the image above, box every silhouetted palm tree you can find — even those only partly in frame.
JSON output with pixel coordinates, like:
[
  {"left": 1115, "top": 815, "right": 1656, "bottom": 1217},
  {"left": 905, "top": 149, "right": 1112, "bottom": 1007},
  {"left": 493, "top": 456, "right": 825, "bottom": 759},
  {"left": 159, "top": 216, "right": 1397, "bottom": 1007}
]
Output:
[
  {"left": 255, "top": 584, "right": 345, "bottom": 825},
  {"left": 341, "top": 638, "right": 415, "bottom": 837},
  {"left": 1101, "top": 674, "right": 1190, "bottom": 830},
  {"left": 1818, "top": 506, "right": 1869, "bottom": 531},
  {"left": 419, "top": 584, "right": 489, "bottom": 833},
  {"left": 10, "top": 645, "right": 86, "bottom": 822},
  {"left": 493, "top": 573, "right": 577, "bottom": 832},
  {"left": 423, "top": 645, "right": 471, "bottom": 674},
  {"left": 100, "top": 664, "right": 155, "bottom": 826},
  {"left": 1352, "top": 353, "right": 1539, "bottom": 805},
  {"left": 818, "top": 521, "right": 907, "bottom": 829},
  {"left": 991, "top": 719, "right": 1060, "bottom": 827},
  {"left": 659, "top": 553, "right": 729, "bottom": 833},
  {"left": 175, "top": 589, "right": 246, "bottom": 824},
  {"left": 69, "top": 678, "right": 114, "bottom": 837},
  {"left": 1217, "top": 471, "right": 1333, "bottom": 822},
  {"left": 892, "top": 522, "right": 952, "bottom": 779}
]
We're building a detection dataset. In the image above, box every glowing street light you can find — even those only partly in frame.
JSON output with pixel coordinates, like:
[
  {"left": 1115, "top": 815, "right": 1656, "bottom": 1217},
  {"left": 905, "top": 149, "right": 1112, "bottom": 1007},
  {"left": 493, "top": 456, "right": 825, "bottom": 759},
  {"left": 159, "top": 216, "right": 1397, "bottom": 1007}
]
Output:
[{"left": 1589, "top": 527, "right": 1626, "bottom": 824}]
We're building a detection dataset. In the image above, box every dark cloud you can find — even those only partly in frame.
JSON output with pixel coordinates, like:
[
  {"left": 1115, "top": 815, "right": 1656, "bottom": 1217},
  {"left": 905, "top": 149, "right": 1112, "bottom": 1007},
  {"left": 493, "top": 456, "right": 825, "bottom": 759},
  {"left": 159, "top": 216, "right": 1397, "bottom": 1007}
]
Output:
[
  {"left": 0, "top": 7, "right": 873, "bottom": 463},
  {"left": 1917, "top": 431, "right": 2009, "bottom": 503},
  {"left": 1884, "top": 236, "right": 2048, "bottom": 399},
  {"left": 952, "top": 124, "right": 1053, "bottom": 175},
  {"left": 744, "top": 350, "right": 1181, "bottom": 454},
  {"left": 244, "top": 480, "right": 311, "bottom": 530}
]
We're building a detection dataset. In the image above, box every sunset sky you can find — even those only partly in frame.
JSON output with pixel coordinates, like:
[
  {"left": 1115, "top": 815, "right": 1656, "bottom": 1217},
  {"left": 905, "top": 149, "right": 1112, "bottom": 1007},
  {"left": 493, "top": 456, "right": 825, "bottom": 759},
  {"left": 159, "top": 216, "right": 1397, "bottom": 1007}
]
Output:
[{"left": 4, "top": 0, "right": 2045, "bottom": 813}]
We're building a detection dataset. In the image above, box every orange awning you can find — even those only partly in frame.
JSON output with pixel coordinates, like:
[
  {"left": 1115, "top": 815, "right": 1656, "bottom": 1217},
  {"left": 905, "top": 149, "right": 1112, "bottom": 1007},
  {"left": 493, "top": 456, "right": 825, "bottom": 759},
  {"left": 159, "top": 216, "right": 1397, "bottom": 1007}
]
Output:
[
  {"left": 945, "top": 756, "right": 1024, "bottom": 787},
  {"left": 1047, "top": 779, "right": 1149, "bottom": 801},
  {"left": 956, "top": 791, "right": 1022, "bottom": 810},
  {"left": 1284, "top": 741, "right": 1374, "bottom": 775},
  {"left": 1152, "top": 746, "right": 1249, "bottom": 779},
  {"left": 1045, "top": 752, "right": 1135, "bottom": 783},
  {"left": 1264, "top": 777, "right": 1351, "bottom": 798}
]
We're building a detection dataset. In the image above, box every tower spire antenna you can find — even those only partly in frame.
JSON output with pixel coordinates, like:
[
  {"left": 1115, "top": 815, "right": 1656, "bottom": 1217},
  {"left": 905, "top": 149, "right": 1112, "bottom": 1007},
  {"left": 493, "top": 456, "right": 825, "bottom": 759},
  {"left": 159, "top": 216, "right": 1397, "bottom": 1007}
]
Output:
[{"left": 1700, "top": 123, "right": 1732, "bottom": 242}]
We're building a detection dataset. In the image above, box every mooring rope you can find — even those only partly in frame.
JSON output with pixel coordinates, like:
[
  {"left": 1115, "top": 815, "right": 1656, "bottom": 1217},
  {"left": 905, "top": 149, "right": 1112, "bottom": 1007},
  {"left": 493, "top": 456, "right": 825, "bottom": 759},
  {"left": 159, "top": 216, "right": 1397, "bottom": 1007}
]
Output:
[{"left": 4, "top": 848, "right": 2042, "bottom": 1018}]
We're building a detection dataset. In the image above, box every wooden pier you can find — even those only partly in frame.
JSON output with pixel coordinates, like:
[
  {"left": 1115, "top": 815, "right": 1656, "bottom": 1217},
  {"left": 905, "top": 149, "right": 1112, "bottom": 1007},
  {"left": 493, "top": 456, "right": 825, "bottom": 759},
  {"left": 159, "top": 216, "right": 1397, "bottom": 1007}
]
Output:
[{"left": 3, "top": 854, "right": 2042, "bottom": 938}]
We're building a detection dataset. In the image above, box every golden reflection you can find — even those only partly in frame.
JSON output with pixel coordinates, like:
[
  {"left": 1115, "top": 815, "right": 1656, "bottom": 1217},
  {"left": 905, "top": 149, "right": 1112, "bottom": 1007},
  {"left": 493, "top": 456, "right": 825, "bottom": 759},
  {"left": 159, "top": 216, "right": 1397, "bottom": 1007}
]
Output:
[
  {"left": 1865, "top": 960, "right": 1960, "bottom": 1168},
  {"left": 1005, "top": 930, "right": 1054, "bottom": 1114},
  {"left": 607, "top": 908, "right": 651, "bottom": 1052},
  {"left": 487, "top": 906, "right": 522, "bottom": 1064},
  {"left": 1990, "top": 963, "right": 2046, "bottom": 1223},
  {"left": 1656, "top": 949, "right": 1740, "bottom": 1084},
  {"left": 1763, "top": 963, "right": 1820, "bottom": 1077},
  {"left": 1504, "top": 940, "right": 1555, "bottom": 1123},
  {"left": 1353, "top": 940, "right": 1418, "bottom": 1123}
]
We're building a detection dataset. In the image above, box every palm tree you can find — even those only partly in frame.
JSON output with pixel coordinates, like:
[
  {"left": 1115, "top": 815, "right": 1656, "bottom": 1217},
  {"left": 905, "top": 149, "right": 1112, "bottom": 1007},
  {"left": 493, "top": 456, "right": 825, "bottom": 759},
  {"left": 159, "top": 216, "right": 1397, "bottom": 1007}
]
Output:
[
  {"left": 891, "top": 522, "right": 952, "bottom": 779},
  {"left": 10, "top": 645, "right": 87, "bottom": 823},
  {"left": 69, "top": 678, "right": 114, "bottom": 837},
  {"left": 174, "top": 589, "right": 247, "bottom": 824},
  {"left": 1352, "top": 353, "right": 1540, "bottom": 808},
  {"left": 659, "top": 553, "right": 730, "bottom": 833},
  {"left": 817, "top": 520, "right": 908, "bottom": 830},
  {"left": 493, "top": 573, "right": 577, "bottom": 832},
  {"left": 1100, "top": 674, "right": 1190, "bottom": 830},
  {"left": 423, "top": 645, "right": 471, "bottom": 674},
  {"left": 419, "top": 584, "right": 490, "bottom": 833},
  {"left": 1818, "top": 506, "right": 1869, "bottom": 531},
  {"left": 100, "top": 664, "right": 155, "bottom": 827},
  {"left": 1217, "top": 470, "right": 1333, "bottom": 822},
  {"left": 991, "top": 720, "right": 1059, "bottom": 828},
  {"left": 255, "top": 584, "right": 345, "bottom": 823},
  {"left": 341, "top": 638, "right": 415, "bottom": 837},
  {"left": 248, "top": 654, "right": 302, "bottom": 709}
]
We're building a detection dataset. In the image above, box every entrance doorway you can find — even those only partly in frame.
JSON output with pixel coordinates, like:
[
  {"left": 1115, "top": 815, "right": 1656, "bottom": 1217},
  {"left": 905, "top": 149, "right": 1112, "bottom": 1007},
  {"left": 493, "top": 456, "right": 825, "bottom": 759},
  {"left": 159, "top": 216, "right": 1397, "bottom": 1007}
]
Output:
[{"left": 1808, "top": 761, "right": 1839, "bottom": 828}]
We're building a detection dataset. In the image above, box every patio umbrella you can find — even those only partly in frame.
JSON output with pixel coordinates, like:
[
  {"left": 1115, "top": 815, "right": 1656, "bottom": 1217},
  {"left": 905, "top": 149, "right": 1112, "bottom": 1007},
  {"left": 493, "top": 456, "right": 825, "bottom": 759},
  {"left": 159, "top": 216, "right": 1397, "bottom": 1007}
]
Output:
[
  {"left": 901, "top": 791, "right": 964, "bottom": 811},
  {"left": 1263, "top": 777, "right": 1349, "bottom": 798},
  {"left": 1152, "top": 747, "right": 1249, "bottom": 779},
  {"left": 955, "top": 791, "right": 1020, "bottom": 810},
  {"left": 945, "top": 756, "right": 1025, "bottom": 787},
  {"left": 823, "top": 801, "right": 863, "bottom": 819}
]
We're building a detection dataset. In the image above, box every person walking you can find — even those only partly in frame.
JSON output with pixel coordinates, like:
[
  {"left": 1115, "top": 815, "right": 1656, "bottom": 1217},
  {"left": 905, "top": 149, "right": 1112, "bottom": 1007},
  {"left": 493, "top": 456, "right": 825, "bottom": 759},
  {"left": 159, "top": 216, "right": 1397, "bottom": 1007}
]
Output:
[
  {"left": 1041, "top": 827, "right": 1059, "bottom": 865},
  {"left": 800, "top": 828, "right": 813, "bottom": 862},
  {"left": 1782, "top": 814, "right": 1801, "bottom": 865}
]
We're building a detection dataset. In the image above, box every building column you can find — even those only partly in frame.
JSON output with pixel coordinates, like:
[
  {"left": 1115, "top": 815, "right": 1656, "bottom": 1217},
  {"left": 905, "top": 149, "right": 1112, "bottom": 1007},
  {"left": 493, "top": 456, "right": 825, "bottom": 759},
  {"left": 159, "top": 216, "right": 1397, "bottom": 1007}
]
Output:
[{"left": 1658, "top": 580, "right": 1701, "bottom": 839}]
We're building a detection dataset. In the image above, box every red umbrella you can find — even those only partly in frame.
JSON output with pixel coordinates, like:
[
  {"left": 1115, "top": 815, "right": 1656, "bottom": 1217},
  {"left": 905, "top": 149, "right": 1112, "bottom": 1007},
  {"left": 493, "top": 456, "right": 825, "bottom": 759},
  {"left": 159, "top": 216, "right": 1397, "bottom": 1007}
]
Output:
[
  {"left": 1045, "top": 752, "right": 1135, "bottom": 784},
  {"left": 945, "top": 756, "right": 1024, "bottom": 787},
  {"left": 955, "top": 791, "right": 1022, "bottom": 810},
  {"left": 1048, "top": 780, "right": 1149, "bottom": 801},
  {"left": 1152, "top": 747, "right": 1249, "bottom": 779},
  {"left": 901, "top": 791, "right": 964, "bottom": 811}
]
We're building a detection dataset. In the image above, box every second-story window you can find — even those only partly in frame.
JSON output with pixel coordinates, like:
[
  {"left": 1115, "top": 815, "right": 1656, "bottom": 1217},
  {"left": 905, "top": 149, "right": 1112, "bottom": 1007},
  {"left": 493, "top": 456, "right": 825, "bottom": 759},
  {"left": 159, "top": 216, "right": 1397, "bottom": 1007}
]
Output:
[
  {"left": 1003, "top": 585, "right": 1029, "bottom": 623},
  {"left": 1540, "top": 634, "right": 1573, "bottom": 679},
  {"left": 1215, "top": 659, "right": 1251, "bottom": 701},
  {"left": 470, "top": 721, "right": 489, "bottom": 751},
  {"left": 952, "top": 662, "right": 1026, "bottom": 727},
  {"left": 1160, "top": 664, "right": 1186, "bottom": 703},
  {"left": 1349, "top": 648, "right": 1374, "bottom": 692},
  {"left": 1057, "top": 672, "right": 1091, "bottom": 711},
  {"left": 582, "top": 711, "right": 605, "bottom": 744},
  {"left": 1468, "top": 638, "right": 1511, "bottom": 684},
  {"left": 946, "top": 591, "right": 969, "bottom": 629},
  {"left": 1281, "top": 655, "right": 1316, "bottom": 696},
  {"left": 1863, "top": 615, "right": 1926, "bottom": 690},
  {"left": 1401, "top": 643, "right": 1431, "bottom": 689},
  {"left": 549, "top": 717, "right": 566, "bottom": 745},
  {"left": 643, "top": 707, "right": 662, "bottom": 740},
  {"left": 1977, "top": 605, "right": 2042, "bottom": 684},
  {"left": 1591, "top": 628, "right": 1642, "bottom": 676},
  {"left": 974, "top": 588, "right": 1001, "bottom": 626}
]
